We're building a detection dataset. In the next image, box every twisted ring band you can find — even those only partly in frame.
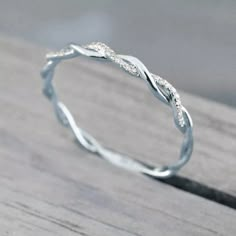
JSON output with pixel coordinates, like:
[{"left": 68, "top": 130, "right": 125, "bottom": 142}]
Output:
[{"left": 41, "top": 42, "right": 193, "bottom": 178}]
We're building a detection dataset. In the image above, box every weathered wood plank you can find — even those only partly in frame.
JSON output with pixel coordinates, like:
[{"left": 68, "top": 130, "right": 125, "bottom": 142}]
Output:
[
  {"left": 1, "top": 36, "right": 235, "bottom": 196},
  {"left": 1, "top": 147, "right": 236, "bottom": 236},
  {"left": 0, "top": 36, "right": 236, "bottom": 235}
]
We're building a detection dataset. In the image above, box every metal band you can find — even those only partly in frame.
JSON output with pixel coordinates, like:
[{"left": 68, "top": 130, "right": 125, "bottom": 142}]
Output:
[{"left": 41, "top": 42, "right": 193, "bottom": 178}]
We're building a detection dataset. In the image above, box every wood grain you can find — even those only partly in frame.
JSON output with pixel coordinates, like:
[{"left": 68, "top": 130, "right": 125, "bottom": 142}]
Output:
[
  {"left": 2, "top": 36, "right": 235, "bottom": 195},
  {"left": 0, "top": 36, "right": 236, "bottom": 235}
]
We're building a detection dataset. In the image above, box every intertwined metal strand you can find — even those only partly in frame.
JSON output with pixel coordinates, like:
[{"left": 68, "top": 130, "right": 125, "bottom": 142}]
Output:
[{"left": 41, "top": 42, "right": 193, "bottom": 178}]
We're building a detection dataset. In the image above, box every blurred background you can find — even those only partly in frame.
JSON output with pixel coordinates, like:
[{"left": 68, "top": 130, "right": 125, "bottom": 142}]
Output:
[{"left": 0, "top": 0, "right": 235, "bottom": 107}]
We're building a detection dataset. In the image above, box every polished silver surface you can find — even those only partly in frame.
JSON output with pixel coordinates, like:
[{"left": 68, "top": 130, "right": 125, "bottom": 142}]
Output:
[{"left": 41, "top": 42, "right": 193, "bottom": 178}]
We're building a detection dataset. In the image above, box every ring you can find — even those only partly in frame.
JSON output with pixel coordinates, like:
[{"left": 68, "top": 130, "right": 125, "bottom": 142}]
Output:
[{"left": 41, "top": 42, "right": 193, "bottom": 178}]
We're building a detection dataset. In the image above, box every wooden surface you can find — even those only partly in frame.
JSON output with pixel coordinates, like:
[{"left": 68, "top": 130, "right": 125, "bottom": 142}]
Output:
[{"left": 0, "top": 36, "right": 236, "bottom": 235}]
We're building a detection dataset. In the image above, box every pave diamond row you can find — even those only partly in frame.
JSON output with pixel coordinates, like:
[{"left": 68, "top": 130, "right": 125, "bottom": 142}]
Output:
[
  {"left": 84, "top": 42, "right": 184, "bottom": 127},
  {"left": 45, "top": 42, "right": 185, "bottom": 127},
  {"left": 85, "top": 42, "right": 140, "bottom": 77},
  {"left": 154, "top": 75, "right": 184, "bottom": 127},
  {"left": 46, "top": 47, "right": 74, "bottom": 60}
]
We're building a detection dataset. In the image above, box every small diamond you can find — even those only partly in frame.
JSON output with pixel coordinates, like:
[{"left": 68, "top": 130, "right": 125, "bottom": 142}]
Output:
[
  {"left": 176, "top": 103, "right": 181, "bottom": 109},
  {"left": 110, "top": 55, "right": 115, "bottom": 60},
  {"left": 114, "top": 57, "right": 122, "bottom": 64},
  {"left": 165, "top": 84, "right": 172, "bottom": 93},
  {"left": 130, "top": 65, "right": 138, "bottom": 74},
  {"left": 122, "top": 63, "right": 129, "bottom": 70},
  {"left": 158, "top": 79, "right": 165, "bottom": 86},
  {"left": 85, "top": 42, "right": 140, "bottom": 77},
  {"left": 174, "top": 93, "right": 180, "bottom": 100},
  {"left": 170, "top": 88, "right": 177, "bottom": 95}
]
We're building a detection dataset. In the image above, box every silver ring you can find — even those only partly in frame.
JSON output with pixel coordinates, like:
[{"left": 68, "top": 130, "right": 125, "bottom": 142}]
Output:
[{"left": 41, "top": 42, "right": 193, "bottom": 178}]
